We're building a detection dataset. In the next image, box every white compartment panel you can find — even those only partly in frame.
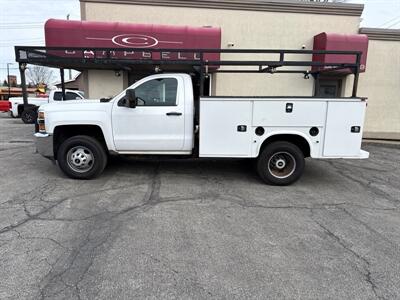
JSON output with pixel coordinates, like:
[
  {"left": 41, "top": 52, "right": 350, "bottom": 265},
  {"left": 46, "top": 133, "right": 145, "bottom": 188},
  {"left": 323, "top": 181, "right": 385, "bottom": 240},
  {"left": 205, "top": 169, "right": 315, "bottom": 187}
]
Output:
[
  {"left": 323, "top": 101, "right": 366, "bottom": 157},
  {"left": 253, "top": 101, "right": 327, "bottom": 127},
  {"left": 200, "top": 100, "right": 252, "bottom": 157}
]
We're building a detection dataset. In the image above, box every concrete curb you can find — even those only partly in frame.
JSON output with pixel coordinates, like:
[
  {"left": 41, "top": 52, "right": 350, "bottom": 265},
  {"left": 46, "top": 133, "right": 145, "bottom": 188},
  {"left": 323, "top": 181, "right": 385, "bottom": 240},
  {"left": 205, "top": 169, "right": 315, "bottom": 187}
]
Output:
[{"left": 363, "top": 139, "right": 400, "bottom": 149}]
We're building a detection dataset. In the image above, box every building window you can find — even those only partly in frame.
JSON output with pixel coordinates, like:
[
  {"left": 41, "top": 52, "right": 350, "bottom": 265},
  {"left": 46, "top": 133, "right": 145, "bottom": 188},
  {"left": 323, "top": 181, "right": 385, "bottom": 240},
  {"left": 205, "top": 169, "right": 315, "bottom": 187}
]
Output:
[{"left": 316, "top": 78, "right": 343, "bottom": 98}]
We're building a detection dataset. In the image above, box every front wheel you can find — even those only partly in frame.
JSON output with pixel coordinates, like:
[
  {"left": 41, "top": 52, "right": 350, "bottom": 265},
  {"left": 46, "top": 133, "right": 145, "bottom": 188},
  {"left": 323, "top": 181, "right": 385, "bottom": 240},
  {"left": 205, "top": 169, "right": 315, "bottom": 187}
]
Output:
[
  {"left": 57, "top": 135, "right": 108, "bottom": 179},
  {"left": 256, "top": 141, "right": 305, "bottom": 186}
]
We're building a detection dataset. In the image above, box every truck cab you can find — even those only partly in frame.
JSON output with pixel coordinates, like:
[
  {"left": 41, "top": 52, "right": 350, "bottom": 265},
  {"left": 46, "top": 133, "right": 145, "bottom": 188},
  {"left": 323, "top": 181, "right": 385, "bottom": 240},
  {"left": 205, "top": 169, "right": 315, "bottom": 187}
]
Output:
[{"left": 112, "top": 74, "right": 194, "bottom": 154}]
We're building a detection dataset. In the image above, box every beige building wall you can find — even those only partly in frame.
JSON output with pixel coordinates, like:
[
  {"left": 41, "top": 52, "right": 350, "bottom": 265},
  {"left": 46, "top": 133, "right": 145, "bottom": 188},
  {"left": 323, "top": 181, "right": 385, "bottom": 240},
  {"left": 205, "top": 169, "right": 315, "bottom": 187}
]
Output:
[
  {"left": 87, "top": 70, "right": 128, "bottom": 99},
  {"left": 358, "top": 37, "right": 400, "bottom": 140},
  {"left": 82, "top": 1, "right": 361, "bottom": 96}
]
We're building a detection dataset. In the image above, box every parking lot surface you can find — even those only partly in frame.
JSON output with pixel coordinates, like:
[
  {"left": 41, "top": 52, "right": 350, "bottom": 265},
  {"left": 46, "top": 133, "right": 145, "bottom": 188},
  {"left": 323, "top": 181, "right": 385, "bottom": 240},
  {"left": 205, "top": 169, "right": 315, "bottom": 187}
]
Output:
[{"left": 0, "top": 113, "right": 399, "bottom": 299}]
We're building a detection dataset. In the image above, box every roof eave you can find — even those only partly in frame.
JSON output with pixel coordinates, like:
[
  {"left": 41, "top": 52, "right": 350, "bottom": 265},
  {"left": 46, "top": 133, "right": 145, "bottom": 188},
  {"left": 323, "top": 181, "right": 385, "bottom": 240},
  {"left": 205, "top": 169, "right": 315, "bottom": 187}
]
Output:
[
  {"left": 359, "top": 27, "right": 400, "bottom": 41},
  {"left": 79, "top": 0, "right": 364, "bottom": 16}
]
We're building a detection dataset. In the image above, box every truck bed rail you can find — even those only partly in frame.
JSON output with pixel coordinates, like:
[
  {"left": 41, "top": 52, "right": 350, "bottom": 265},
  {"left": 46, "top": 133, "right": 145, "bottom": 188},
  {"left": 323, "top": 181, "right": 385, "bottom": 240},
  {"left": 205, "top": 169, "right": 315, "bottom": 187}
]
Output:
[{"left": 14, "top": 46, "right": 362, "bottom": 103}]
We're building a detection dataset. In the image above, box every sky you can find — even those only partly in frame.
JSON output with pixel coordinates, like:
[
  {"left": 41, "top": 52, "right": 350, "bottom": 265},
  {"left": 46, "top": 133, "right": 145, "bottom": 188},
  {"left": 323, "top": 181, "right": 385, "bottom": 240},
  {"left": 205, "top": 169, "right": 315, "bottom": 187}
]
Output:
[{"left": 0, "top": 0, "right": 399, "bottom": 83}]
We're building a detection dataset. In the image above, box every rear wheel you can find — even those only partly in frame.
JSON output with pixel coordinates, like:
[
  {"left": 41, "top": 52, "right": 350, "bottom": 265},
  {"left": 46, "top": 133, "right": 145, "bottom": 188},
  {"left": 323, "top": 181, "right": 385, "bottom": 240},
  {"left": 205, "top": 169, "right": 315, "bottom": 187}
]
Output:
[
  {"left": 57, "top": 135, "right": 107, "bottom": 179},
  {"left": 21, "top": 109, "right": 37, "bottom": 124},
  {"left": 257, "top": 141, "right": 305, "bottom": 186}
]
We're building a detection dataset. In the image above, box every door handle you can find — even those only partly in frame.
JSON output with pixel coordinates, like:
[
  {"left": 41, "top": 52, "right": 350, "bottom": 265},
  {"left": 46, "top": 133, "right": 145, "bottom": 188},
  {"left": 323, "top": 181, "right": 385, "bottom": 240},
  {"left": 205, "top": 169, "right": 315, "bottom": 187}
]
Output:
[{"left": 166, "top": 112, "right": 182, "bottom": 116}]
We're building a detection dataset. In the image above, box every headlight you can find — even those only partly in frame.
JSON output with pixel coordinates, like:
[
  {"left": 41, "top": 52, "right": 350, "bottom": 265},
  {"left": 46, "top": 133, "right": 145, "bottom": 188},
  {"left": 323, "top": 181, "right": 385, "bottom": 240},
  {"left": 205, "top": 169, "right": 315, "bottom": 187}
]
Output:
[{"left": 37, "top": 111, "right": 46, "bottom": 132}]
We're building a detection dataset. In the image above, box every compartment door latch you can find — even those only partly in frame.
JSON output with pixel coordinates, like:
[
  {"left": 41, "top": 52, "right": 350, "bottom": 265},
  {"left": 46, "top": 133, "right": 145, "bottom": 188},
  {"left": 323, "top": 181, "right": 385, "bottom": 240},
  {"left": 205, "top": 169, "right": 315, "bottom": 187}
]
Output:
[{"left": 286, "top": 103, "right": 293, "bottom": 113}]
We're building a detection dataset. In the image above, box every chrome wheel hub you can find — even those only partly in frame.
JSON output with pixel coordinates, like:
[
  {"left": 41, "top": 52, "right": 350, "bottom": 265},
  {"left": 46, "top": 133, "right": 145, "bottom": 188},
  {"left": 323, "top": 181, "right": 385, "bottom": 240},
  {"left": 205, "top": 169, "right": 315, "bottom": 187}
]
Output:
[
  {"left": 67, "top": 146, "right": 94, "bottom": 173},
  {"left": 268, "top": 151, "right": 296, "bottom": 179},
  {"left": 275, "top": 158, "right": 286, "bottom": 170}
]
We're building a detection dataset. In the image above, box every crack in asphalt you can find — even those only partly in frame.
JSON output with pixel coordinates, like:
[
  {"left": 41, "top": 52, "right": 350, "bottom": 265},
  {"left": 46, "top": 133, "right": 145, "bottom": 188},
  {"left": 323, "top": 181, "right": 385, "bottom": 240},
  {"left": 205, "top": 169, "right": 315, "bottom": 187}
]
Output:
[
  {"left": 38, "top": 221, "right": 115, "bottom": 300},
  {"left": 1, "top": 150, "right": 400, "bottom": 299},
  {"left": 340, "top": 207, "right": 400, "bottom": 251},
  {"left": 33, "top": 165, "right": 161, "bottom": 299},
  {"left": 310, "top": 208, "right": 387, "bottom": 300},
  {"left": 326, "top": 161, "right": 400, "bottom": 205},
  {"left": 32, "top": 163, "right": 217, "bottom": 299},
  {"left": 0, "top": 183, "right": 133, "bottom": 235},
  {"left": 312, "top": 217, "right": 383, "bottom": 299}
]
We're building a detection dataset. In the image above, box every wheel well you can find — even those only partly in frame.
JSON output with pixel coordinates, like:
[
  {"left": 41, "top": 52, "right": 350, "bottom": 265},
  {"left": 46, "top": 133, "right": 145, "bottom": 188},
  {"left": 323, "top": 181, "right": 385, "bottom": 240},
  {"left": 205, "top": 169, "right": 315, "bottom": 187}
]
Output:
[
  {"left": 18, "top": 104, "right": 36, "bottom": 116},
  {"left": 259, "top": 134, "right": 311, "bottom": 158},
  {"left": 17, "top": 105, "right": 24, "bottom": 116},
  {"left": 53, "top": 125, "right": 107, "bottom": 159}
]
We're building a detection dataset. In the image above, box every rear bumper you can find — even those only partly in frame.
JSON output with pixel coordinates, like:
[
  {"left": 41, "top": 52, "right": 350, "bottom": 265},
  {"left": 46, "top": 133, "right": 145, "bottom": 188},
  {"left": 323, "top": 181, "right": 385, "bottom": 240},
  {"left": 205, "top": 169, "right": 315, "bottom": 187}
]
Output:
[
  {"left": 340, "top": 150, "right": 370, "bottom": 159},
  {"left": 359, "top": 150, "right": 370, "bottom": 159},
  {"left": 34, "top": 132, "right": 54, "bottom": 160},
  {"left": 318, "top": 150, "right": 370, "bottom": 159}
]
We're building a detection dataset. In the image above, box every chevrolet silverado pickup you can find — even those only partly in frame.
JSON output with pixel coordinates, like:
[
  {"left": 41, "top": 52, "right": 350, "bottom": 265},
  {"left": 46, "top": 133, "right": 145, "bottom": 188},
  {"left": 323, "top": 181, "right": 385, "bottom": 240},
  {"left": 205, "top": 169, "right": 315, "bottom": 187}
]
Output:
[{"left": 35, "top": 73, "right": 369, "bottom": 185}]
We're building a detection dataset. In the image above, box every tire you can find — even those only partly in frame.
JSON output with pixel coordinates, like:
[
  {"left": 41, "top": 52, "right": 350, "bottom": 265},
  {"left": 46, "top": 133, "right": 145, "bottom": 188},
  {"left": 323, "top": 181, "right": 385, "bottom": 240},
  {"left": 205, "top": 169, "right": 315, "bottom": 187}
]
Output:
[
  {"left": 21, "top": 109, "right": 37, "bottom": 124},
  {"left": 57, "top": 135, "right": 108, "bottom": 179},
  {"left": 256, "top": 141, "right": 305, "bottom": 186}
]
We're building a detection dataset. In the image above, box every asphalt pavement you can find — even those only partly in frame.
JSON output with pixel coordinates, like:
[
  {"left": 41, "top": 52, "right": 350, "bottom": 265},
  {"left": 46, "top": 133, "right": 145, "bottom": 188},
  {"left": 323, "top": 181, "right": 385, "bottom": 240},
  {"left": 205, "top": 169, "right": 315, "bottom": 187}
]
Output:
[{"left": 0, "top": 112, "right": 399, "bottom": 299}]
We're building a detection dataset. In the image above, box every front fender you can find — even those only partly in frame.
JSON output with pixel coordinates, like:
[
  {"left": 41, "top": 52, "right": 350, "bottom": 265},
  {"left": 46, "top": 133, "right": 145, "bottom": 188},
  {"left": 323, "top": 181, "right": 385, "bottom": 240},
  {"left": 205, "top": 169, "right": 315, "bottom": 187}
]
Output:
[{"left": 47, "top": 111, "right": 116, "bottom": 151}]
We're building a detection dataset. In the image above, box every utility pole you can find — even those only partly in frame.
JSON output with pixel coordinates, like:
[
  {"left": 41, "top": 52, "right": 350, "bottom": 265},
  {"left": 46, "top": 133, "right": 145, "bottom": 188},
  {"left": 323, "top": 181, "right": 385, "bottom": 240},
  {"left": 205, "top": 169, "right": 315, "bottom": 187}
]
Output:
[
  {"left": 6, "top": 63, "right": 13, "bottom": 100},
  {"left": 67, "top": 14, "right": 72, "bottom": 80}
]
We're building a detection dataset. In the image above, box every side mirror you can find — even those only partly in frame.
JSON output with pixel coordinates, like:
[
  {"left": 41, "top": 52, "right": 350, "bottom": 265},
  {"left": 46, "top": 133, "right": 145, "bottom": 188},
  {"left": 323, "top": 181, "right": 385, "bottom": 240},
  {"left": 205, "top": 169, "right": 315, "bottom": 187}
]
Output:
[{"left": 125, "top": 89, "right": 137, "bottom": 108}]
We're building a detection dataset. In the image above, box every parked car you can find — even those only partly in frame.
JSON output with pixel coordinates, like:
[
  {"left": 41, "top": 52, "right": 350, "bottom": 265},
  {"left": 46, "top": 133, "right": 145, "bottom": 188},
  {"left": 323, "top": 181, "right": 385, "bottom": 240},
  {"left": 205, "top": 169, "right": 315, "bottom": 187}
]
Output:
[
  {"left": 35, "top": 73, "right": 369, "bottom": 185},
  {"left": 9, "top": 89, "right": 84, "bottom": 123}
]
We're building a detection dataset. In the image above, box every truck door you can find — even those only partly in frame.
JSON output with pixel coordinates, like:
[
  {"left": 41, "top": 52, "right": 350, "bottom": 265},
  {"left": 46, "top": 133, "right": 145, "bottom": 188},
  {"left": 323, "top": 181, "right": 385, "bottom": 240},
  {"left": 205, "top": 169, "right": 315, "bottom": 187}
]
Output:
[{"left": 111, "top": 75, "right": 185, "bottom": 152}]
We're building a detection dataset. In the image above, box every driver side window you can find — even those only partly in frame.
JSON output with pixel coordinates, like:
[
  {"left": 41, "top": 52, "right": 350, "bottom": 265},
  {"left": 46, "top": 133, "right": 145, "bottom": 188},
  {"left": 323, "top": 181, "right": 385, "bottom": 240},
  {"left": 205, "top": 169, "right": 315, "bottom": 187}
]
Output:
[{"left": 134, "top": 78, "right": 178, "bottom": 106}]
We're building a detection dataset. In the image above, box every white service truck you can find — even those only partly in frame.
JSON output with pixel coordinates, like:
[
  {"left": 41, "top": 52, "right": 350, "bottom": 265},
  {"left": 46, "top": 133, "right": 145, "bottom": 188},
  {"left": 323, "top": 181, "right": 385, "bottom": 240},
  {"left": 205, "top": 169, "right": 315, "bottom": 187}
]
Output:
[
  {"left": 9, "top": 89, "right": 84, "bottom": 123},
  {"left": 35, "top": 73, "right": 369, "bottom": 185}
]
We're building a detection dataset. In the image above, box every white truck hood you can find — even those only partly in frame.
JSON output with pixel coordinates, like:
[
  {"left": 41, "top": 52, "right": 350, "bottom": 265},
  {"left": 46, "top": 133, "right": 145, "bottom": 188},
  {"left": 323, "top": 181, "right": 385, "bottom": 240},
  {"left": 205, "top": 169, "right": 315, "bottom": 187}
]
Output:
[{"left": 39, "top": 99, "right": 111, "bottom": 112}]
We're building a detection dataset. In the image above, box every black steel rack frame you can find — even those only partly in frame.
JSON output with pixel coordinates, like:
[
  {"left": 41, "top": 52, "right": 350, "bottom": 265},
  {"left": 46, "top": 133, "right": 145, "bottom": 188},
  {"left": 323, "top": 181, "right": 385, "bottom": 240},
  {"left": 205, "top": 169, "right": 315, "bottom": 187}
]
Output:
[{"left": 15, "top": 46, "right": 362, "bottom": 105}]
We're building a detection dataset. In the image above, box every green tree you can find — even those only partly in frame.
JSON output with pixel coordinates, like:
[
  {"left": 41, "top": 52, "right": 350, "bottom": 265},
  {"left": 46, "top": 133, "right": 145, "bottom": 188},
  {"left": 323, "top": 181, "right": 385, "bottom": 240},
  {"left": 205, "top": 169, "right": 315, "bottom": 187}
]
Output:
[{"left": 2, "top": 80, "right": 7, "bottom": 87}]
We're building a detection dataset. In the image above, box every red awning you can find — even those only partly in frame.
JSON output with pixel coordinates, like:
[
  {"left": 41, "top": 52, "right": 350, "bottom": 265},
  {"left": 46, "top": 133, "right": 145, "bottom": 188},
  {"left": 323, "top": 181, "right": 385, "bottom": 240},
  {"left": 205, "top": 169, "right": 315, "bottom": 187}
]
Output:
[
  {"left": 313, "top": 32, "right": 369, "bottom": 74},
  {"left": 45, "top": 19, "right": 221, "bottom": 62}
]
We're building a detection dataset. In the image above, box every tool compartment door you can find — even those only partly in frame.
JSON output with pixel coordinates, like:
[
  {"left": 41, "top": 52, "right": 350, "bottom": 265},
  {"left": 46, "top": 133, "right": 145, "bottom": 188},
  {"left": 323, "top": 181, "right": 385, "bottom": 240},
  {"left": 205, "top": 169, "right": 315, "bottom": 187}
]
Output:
[
  {"left": 323, "top": 101, "right": 366, "bottom": 157},
  {"left": 200, "top": 99, "right": 252, "bottom": 157},
  {"left": 252, "top": 100, "right": 326, "bottom": 127}
]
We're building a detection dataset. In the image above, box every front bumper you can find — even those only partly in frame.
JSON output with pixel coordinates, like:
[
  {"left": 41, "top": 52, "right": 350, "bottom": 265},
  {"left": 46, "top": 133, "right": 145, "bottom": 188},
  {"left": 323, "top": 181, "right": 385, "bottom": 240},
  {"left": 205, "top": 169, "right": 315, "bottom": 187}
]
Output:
[{"left": 34, "top": 132, "right": 54, "bottom": 160}]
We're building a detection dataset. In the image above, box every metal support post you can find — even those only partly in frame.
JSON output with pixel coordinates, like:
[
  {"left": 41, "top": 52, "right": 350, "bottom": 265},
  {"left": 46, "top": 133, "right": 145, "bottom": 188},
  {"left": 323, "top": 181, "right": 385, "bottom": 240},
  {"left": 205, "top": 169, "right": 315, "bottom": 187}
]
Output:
[
  {"left": 19, "top": 63, "right": 28, "bottom": 109},
  {"left": 60, "top": 68, "right": 66, "bottom": 100},
  {"left": 352, "top": 53, "right": 361, "bottom": 98}
]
